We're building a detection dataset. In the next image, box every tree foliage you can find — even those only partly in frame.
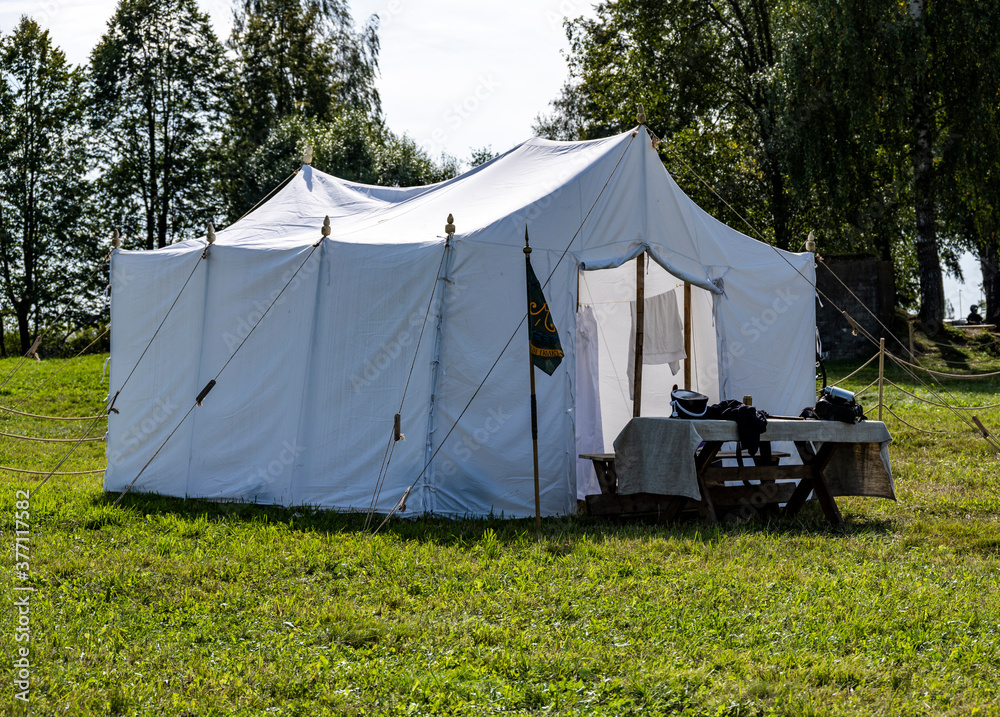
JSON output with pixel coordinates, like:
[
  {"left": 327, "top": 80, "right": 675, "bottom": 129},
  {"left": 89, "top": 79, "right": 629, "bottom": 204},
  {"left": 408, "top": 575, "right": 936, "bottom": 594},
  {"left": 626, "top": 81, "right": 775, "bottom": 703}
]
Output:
[
  {"left": 931, "top": 1, "right": 1000, "bottom": 324},
  {"left": 0, "top": 17, "right": 98, "bottom": 354},
  {"left": 241, "top": 113, "right": 458, "bottom": 206},
  {"left": 90, "top": 0, "right": 228, "bottom": 250},
  {"left": 0, "top": 0, "right": 449, "bottom": 349},
  {"left": 538, "top": 0, "right": 801, "bottom": 249},
  {"left": 224, "top": 0, "right": 382, "bottom": 219},
  {"left": 540, "top": 0, "right": 1000, "bottom": 328}
]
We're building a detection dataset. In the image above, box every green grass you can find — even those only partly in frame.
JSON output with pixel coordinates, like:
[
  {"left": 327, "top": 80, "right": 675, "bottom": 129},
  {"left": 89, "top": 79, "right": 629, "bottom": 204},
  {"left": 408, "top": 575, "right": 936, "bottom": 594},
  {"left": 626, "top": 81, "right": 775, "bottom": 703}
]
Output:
[{"left": 2, "top": 344, "right": 1000, "bottom": 716}]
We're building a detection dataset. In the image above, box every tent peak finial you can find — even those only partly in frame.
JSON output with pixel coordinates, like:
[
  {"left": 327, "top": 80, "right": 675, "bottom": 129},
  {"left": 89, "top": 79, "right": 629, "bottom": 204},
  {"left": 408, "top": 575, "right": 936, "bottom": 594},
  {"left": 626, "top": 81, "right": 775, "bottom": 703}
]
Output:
[
  {"left": 637, "top": 103, "right": 646, "bottom": 125},
  {"left": 302, "top": 145, "right": 313, "bottom": 166},
  {"left": 322, "top": 215, "right": 331, "bottom": 237},
  {"left": 111, "top": 228, "right": 121, "bottom": 249},
  {"left": 523, "top": 226, "right": 531, "bottom": 255},
  {"left": 445, "top": 213, "right": 456, "bottom": 235}
]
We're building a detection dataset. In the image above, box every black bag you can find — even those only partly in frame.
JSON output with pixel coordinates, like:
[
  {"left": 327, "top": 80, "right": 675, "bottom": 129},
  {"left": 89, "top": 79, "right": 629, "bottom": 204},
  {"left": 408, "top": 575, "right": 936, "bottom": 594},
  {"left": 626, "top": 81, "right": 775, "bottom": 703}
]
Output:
[{"left": 814, "top": 386, "right": 865, "bottom": 423}]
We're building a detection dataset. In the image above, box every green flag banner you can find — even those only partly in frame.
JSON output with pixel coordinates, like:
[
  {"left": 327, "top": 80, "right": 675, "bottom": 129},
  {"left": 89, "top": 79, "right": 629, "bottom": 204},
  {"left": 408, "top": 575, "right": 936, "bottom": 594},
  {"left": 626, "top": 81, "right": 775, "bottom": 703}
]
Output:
[{"left": 525, "top": 249, "right": 564, "bottom": 376}]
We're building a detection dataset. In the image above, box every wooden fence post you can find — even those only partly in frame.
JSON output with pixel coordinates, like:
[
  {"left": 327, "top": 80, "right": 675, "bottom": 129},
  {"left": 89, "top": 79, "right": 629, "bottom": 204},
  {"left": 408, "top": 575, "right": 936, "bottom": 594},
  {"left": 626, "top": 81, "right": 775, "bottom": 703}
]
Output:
[{"left": 878, "top": 338, "right": 885, "bottom": 422}]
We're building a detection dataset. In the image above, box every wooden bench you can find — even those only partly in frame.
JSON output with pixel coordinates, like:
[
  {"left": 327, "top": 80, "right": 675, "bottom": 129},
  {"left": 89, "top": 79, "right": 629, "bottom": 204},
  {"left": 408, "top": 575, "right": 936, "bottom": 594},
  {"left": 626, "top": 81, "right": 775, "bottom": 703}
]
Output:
[
  {"left": 580, "top": 447, "right": 791, "bottom": 496},
  {"left": 582, "top": 445, "right": 796, "bottom": 522}
]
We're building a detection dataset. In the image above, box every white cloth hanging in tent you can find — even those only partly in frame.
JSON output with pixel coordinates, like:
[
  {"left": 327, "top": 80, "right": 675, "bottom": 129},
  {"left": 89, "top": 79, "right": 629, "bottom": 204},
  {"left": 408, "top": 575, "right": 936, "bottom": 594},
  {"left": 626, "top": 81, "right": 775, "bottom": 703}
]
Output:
[
  {"left": 575, "top": 305, "right": 603, "bottom": 499},
  {"left": 627, "top": 290, "right": 687, "bottom": 398}
]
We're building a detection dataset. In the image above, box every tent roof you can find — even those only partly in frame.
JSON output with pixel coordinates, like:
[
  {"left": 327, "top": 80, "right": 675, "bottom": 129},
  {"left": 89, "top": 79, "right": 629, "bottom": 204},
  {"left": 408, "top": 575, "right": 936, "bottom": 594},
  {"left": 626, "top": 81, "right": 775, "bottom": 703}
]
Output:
[
  {"left": 155, "top": 126, "right": 809, "bottom": 298},
  {"left": 167, "top": 131, "right": 628, "bottom": 250}
]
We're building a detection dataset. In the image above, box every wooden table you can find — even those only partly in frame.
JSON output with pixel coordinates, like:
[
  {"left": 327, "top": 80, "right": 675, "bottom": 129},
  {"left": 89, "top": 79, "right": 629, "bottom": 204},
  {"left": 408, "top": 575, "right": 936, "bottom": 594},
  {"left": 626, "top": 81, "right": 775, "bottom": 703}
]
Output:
[{"left": 584, "top": 418, "right": 894, "bottom": 527}]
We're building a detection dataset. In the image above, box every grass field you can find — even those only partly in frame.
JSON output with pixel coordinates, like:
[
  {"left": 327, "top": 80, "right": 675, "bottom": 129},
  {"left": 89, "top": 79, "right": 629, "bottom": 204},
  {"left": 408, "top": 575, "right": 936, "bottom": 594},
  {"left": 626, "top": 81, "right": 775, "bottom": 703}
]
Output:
[{"left": 2, "top": 338, "right": 1000, "bottom": 716}]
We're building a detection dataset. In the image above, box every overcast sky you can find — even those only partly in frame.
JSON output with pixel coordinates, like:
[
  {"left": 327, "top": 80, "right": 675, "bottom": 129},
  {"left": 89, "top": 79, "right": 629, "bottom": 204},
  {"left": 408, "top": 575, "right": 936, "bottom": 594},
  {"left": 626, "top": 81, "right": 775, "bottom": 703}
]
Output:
[
  {"left": 0, "top": 0, "right": 593, "bottom": 161},
  {"left": 0, "top": 0, "right": 980, "bottom": 305}
]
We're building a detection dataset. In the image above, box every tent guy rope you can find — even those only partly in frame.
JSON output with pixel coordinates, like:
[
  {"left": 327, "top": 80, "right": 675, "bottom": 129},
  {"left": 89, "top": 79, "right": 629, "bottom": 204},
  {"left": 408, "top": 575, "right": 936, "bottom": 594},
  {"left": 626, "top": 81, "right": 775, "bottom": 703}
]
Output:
[
  {"left": 112, "top": 233, "right": 325, "bottom": 506},
  {"left": 364, "top": 235, "right": 451, "bottom": 530}
]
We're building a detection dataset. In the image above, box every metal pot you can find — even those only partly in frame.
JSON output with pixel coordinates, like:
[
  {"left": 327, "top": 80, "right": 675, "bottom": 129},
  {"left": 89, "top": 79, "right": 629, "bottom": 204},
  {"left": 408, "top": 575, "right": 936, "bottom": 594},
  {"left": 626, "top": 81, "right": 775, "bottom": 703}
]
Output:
[{"left": 671, "top": 386, "right": 709, "bottom": 418}]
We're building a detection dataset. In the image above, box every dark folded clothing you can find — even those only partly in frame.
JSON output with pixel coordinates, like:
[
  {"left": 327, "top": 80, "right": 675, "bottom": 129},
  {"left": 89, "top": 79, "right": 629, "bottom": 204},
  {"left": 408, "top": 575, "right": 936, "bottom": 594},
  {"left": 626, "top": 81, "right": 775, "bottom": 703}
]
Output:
[{"left": 705, "top": 399, "right": 769, "bottom": 455}]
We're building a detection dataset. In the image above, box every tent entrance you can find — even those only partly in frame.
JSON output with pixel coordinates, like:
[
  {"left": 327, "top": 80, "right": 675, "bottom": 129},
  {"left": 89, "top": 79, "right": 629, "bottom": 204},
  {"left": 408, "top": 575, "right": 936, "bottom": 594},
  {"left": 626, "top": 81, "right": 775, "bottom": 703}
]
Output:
[{"left": 574, "top": 255, "right": 721, "bottom": 497}]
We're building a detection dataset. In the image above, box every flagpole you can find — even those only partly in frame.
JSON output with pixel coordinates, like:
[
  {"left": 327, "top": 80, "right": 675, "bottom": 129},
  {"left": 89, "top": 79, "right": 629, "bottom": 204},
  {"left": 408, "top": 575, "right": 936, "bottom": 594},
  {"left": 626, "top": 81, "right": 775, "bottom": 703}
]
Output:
[
  {"left": 529, "top": 350, "right": 541, "bottom": 532},
  {"left": 524, "top": 235, "right": 542, "bottom": 531}
]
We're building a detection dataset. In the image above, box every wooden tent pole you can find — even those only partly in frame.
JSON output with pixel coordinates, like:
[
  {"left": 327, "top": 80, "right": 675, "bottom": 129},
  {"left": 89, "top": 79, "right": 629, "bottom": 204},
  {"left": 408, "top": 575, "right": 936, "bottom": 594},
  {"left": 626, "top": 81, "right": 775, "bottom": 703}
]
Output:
[
  {"left": 576, "top": 264, "right": 580, "bottom": 311},
  {"left": 633, "top": 252, "right": 645, "bottom": 417},
  {"left": 684, "top": 282, "right": 692, "bottom": 390}
]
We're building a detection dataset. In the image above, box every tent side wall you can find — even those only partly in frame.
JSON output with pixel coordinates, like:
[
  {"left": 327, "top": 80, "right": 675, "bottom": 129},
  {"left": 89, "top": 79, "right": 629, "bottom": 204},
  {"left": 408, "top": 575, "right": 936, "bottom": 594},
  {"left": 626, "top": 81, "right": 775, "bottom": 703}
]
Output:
[
  {"left": 106, "top": 248, "right": 208, "bottom": 496},
  {"left": 424, "top": 241, "right": 578, "bottom": 518},
  {"left": 106, "top": 239, "right": 447, "bottom": 514},
  {"left": 713, "top": 260, "right": 817, "bottom": 414},
  {"left": 643, "top": 146, "right": 817, "bottom": 416},
  {"left": 289, "top": 239, "right": 445, "bottom": 511}
]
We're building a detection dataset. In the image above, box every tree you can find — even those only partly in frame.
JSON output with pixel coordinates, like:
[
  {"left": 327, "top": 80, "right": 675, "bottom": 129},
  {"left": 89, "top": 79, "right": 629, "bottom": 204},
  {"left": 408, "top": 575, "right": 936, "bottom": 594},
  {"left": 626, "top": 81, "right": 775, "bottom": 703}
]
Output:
[
  {"left": 775, "top": 0, "right": 915, "bottom": 312},
  {"left": 539, "top": 0, "right": 802, "bottom": 249},
  {"left": 90, "top": 0, "right": 228, "bottom": 250},
  {"left": 905, "top": 0, "right": 946, "bottom": 329},
  {"left": 930, "top": 1, "right": 1000, "bottom": 327},
  {"left": 224, "top": 0, "right": 381, "bottom": 219},
  {"left": 543, "top": 0, "right": 1000, "bottom": 332},
  {"left": 241, "top": 114, "right": 458, "bottom": 205},
  {"left": 0, "top": 18, "right": 97, "bottom": 354},
  {"left": 770, "top": 0, "right": 1000, "bottom": 328},
  {"left": 468, "top": 146, "right": 499, "bottom": 168}
]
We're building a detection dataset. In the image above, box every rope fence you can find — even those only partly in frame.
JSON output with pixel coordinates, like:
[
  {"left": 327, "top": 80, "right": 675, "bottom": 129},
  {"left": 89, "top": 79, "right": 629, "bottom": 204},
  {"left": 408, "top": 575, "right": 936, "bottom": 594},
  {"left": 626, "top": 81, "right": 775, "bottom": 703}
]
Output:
[
  {"left": 0, "top": 405, "right": 108, "bottom": 421},
  {"left": 0, "top": 465, "right": 105, "bottom": 476},
  {"left": 883, "top": 379, "right": 1000, "bottom": 411},
  {"left": 828, "top": 353, "right": 879, "bottom": 387},
  {"left": 0, "top": 429, "right": 104, "bottom": 443},
  {"left": 825, "top": 341, "right": 1000, "bottom": 443},
  {"left": 886, "top": 354, "right": 1000, "bottom": 379},
  {"left": 881, "top": 405, "right": 953, "bottom": 435}
]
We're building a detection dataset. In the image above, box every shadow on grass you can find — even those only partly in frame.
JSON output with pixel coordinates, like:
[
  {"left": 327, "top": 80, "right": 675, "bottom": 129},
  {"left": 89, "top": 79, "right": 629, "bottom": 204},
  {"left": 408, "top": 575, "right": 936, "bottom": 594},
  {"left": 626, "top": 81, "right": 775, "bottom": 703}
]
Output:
[
  {"left": 93, "top": 488, "right": 895, "bottom": 546},
  {"left": 938, "top": 342, "right": 976, "bottom": 370}
]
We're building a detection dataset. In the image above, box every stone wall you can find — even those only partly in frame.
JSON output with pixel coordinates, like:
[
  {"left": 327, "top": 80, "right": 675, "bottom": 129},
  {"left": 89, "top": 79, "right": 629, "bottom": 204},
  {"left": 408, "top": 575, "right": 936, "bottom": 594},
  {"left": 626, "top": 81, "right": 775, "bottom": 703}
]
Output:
[{"left": 815, "top": 255, "right": 895, "bottom": 360}]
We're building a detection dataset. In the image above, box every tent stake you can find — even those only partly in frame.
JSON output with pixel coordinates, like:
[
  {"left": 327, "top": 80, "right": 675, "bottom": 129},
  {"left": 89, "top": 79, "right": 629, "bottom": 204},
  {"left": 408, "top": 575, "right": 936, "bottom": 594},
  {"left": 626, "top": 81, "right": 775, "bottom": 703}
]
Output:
[{"left": 633, "top": 252, "right": 645, "bottom": 417}]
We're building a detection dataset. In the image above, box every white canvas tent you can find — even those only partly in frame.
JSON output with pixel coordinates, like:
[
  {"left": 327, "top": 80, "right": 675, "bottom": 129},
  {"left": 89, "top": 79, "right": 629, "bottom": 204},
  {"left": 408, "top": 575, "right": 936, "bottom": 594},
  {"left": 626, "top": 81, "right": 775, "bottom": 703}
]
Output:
[{"left": 105, "top": 126, "right": 817, "bottom": 517}]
